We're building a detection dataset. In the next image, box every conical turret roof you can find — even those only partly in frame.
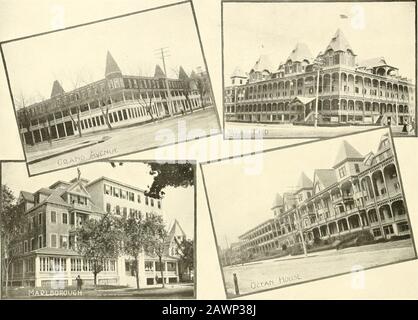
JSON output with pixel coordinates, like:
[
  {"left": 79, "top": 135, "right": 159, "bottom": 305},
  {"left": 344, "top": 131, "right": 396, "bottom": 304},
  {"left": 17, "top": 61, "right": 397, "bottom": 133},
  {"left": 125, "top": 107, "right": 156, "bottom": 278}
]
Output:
[
  {"left": 50, "top": 80, "right": 65, "bottom": 98},
  {"left": 334, "top": 140, "right": 363, "bottom": 167},
  {"left": 154, "top": 65, "right": 166, "bottom": 78},
  {"left": 297, "top": 172, "right": 313, "bottom": 189},
  {"left": 178, "top": 66, "right": 189, "bottom": 80},
  {"left": 286, "top": 42, "right": 313, "bottom": 63},
  {"left": 105, "top": 51, "right": 122, "bottom": 77},
  {"left": 325, "top": 29, "right": 354, "bottom": 54}
]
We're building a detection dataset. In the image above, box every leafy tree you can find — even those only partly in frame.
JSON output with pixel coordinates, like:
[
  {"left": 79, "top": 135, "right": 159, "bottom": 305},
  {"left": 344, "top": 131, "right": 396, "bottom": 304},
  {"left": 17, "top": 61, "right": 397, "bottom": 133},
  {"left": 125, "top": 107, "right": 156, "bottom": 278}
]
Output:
[
  {"left": 119, "top": 216, "right": 149, "bottom": 289},
  {"left": 144, "top": 214, "right": 168, "bottom": 288},
  {"left": 73, "top": 214, "right": 121, "bottom": 287},
  {"left": 145, "top": 162, "right": 194, "bottom": 199},
  {"left": 0, "top": 185, "right": 26, "bottom": 298},
  {"left": 178, "top": 239, "right": 194, "bottom": 281}
]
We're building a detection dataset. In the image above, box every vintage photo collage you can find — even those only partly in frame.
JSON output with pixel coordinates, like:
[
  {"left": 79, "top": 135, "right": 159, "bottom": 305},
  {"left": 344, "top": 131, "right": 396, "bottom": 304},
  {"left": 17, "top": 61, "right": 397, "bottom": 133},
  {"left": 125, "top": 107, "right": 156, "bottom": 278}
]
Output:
[{"left": 0, "top": 0, "right": 416, "bottom": 299}]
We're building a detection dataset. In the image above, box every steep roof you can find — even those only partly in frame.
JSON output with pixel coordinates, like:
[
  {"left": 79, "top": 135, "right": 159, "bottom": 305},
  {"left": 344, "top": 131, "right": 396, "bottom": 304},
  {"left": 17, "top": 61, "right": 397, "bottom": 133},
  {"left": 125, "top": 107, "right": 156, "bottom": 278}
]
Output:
[
  {"left": 357, "top": 57, "right": 397, "bottom": 70},
  {"left": 20, "top": 191, "right": 34, "bottom": 202},
  {"left": 334, "top": 140, "right": 364, "bottom": 167},
  {"left": 314, "top": 169, "right": 337, "bottom": 189},
  {"left": 297, "top": 172, "right": 313, "bottom": 189},
  {"left": 105, "top": 51, "right": 122, "bottom": 77},
  {"left": 154, "top": 64, "right": 166, "bottom": 78},
  {"left": 325, "top": 29, "right": 354, "bottom": 54},
  {"left": 178, "top": 66, "right": 189, "bottom": 80},
  {"left": 287, "top": 42, "right": 313, "bottom": 63},
  {"left": 50, "top": 80, "right": 65, "bottom": 98},
  {"left": 231, "top": 66, "right": 247, "bottom": 78},
  {"left": 251, "top": 54, "right": 272, "bottom": 73},
  {"left": 271, "top": 193, "right": 284, "bottom": 208}
]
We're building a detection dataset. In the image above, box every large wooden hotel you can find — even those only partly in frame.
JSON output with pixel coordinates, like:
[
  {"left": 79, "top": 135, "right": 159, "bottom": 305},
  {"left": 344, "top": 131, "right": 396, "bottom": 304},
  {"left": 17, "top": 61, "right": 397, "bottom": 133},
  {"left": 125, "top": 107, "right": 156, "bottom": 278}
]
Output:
[
  {"left": 6, "top": 175, "right": 189, "bottom": 288},
  {"left": 233, "top": 133, "right": 411, "bottom": 261},
  {"left": 224, "top": 29, "right": 415, "bottom": 128},
  {"left": 17, "top": 51, "right": 211, "bottom": 146}
]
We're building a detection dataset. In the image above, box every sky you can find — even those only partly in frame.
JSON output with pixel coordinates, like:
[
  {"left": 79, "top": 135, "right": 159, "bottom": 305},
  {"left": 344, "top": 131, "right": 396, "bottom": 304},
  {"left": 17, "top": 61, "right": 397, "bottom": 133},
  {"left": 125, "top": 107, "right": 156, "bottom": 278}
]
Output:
[
  {"left": 224, "top": 2, "right": 416, "bottom": 83},
  {"left": 202, "top": 128, "right": 392, "bottom": 249},
  {"left": 1, "top": 161, "right": 195, "bottom": 238},
  {"left": 2, "top": 1, "right": 207, "bottom": 105}
]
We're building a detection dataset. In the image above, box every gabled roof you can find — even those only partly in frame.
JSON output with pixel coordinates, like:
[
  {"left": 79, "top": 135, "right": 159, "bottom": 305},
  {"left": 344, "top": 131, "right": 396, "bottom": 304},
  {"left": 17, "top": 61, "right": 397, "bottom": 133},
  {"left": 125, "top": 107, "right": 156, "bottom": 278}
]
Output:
[
  {"left": 105, "top": 51, "right": 122, "bottom": 77},
  {"left": 290, "top": 96, "right": 316, "bottom": 105},
  {"left": 231, "top": 66, "right": 247, "bottom": 78},
  {"left": 287, "top": 42, "right": 313, "bottom": 63},
  {"left": 50, "top": 80, "right": 64, "bottom": 98},
  {"left": 36, "top": 188, "right": 53, "bottom": 195},
  {"left": 45, "top": 192, "right": 71, "bottom": 207},
  {"left": 325, "top": 29, "right": 355, "bottom": 54},
  {"left": 334, "top": 140, "right": 364, "bottom": 167},
  {"left": 251, "top": 54, "right": 272, "bottom": 73},
  {"left": 297, "top": 172, "right": 313, "bottom": 189},
  {"left": 20, "top": 191, "right": 34, "bottom": 202},
  {"left": 154, "top": 65, "right": 166, "bottom": 78},
  {"left": 357, "top": 57, "right": 396, "bottom": 69},
  {"left": 314, "top": 169, "right": 337, "bottom": 189},
  {"left": 66, "top": 180, "right": 92, "bottom": 199},
  {"left": 178, "top": 66, "right": 189, "bottom": 80},
  {"left": 271, "top": 193, "right": 284, "bottom": 209}
]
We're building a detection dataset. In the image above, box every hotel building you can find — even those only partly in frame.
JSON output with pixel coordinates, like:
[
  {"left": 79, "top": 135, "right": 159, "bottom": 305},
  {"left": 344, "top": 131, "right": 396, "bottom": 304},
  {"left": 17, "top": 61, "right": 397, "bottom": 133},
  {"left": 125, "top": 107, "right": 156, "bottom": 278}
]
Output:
[
  {"left": 17, "top": 51, "right": 212, "bottom": 146},
  {"left": 5, "top": 175, "right": 188, "bottom": 288},
  {"left": 236, "top": 134, "right": 411, "bottom": 259},
  {"left": 225, "top": 29, "right": 415, "bottom": 128}
]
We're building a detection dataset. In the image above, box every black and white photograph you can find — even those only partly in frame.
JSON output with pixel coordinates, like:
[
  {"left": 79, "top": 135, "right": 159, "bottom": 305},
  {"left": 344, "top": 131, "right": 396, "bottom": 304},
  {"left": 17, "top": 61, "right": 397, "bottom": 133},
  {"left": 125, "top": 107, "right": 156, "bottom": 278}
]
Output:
[
  {"left": 0, "top": 160, "right": 195, "bottom": 299},
  {"left": 223, "top": 1, "right": 416, "bottom": 139},
  {"left": 0, "top": 0, "right": 220, "bottom": 176},
  {"left": 201, "top": 127, "right": 417, "bottom": 298}
]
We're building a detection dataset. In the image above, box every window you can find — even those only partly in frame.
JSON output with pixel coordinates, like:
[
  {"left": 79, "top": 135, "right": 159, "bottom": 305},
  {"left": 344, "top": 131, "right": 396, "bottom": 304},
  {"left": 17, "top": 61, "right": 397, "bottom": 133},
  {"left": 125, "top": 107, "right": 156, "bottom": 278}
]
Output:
[
  {"left": 145, "top": 197, "right": 149, "bottom": 205},
  {"left": 373, "top": 228, "right": 382, "bottom": 237},
  {"left": 62, "top": 213, "right": 68, "bottom": 224},
  {"left": 38, "top": 235, "right": 43, "bottom": 248},
  {"left": 398, "top": 222, "right": 410, "bottom": 233},
  {"left": 383, "top": 225, "right": 394, "bottom": 235},
  {"left": 60, "top": 235, "right": 68, "bottom": 248},
  {"left": 338, "top": 166, "right": 346, "bottom": 178},
  {"left": 354, "top": 164, "right": 360, "bottom": 173},
  {"left": 24, "top": 241, "right": 28, "bottom": 253},
  {"left": 38, "top": 213, "right": 42, "bottom": 226},
  {"left": 115, "top": 205, "right": 120, "bottom": 215},
  {"left": 158, "top": 201, "right": 161, "bottom": 209},
  {"left": 30, "top": 238, "right": 35, "bottom": 251},
  {"left": 151, "top": 199, "right": 154, "bottom": 207},
  {"left": 51, "top": 234, "right": 57, "bottom": 248},
  {"left": 129, "top": 192, "right": 135, "bottom": 202},
  {"left": 106, "top": 203, "right": 111, "bottom": 213},
  {"left": 51, "top": 211, "right": 57, "bottom": 223},
  {"left": 123, "top": 207, "right": 127, "bottom": 217},
  {"left": 121, "top": 190, "right": 127, "bottom": 199},
  {"left": 104, "top": 184, "right": 111, "bottom": 195}
]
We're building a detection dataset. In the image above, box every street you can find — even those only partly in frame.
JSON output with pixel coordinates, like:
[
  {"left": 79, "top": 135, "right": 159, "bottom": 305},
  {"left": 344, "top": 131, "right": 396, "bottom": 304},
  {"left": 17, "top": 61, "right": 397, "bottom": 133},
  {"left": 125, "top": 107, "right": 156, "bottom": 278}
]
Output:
[
  {"left": 225, "top": 122, "right": 415, "bottom": 139},
  {"left": 4, "top": 283, "right": 194, "bottom": 299},
  {"left": 222, "top": 239, "right": 416, "bottom": 297},
  {"left": 26, "top": 107, "right": 220, "bottom": 175}
]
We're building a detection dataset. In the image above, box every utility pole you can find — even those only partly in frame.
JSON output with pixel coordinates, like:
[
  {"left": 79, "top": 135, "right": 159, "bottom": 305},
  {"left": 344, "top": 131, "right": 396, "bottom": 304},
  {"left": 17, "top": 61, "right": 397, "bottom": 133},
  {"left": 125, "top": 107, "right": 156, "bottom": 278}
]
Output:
[
  {"left": 313, "top": 57, "right": 324, "bottom": 128},
  {"left": 154, "top": 47, "right": 174, "bottom": 116}
]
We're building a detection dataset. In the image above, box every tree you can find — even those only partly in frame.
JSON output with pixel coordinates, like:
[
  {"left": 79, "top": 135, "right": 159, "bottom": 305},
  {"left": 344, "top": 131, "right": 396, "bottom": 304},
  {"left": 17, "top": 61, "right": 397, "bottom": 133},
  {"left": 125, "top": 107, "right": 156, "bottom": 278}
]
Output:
[
  {"left": 145, "top": 162, "right": 194, "bottom": 199},
  {"left": 15, "top": 93, "right": 35, "bottom": 146},
  {"left": 0, "top": 185, "right": 26, "bottom": 298},
  {"left": 120, "top": 216, "right": 149, "bottom": 289},
  {"left": 134, "top": 71, "right": 158, "bottom": 121},
  {"left": 178, "top": 239, "right": 194, "bottom": 281},
  {"left": 144, "top": 214, "right": 168, "bottom": 288},
  {"left": 73, "top": 214, "right": 121, "bottom": 287},
  {"left": 191, "top": 72, "right": 210, "bottom": 109}
]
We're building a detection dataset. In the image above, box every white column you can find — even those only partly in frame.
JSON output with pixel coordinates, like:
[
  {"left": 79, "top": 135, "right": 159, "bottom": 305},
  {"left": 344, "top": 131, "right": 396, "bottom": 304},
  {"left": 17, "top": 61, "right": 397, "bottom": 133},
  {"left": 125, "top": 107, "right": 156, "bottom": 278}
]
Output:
[
  {"left": 66, "top": 257, "right": 72, "bottom": 286},
  {"left": 138, "top": 252, "right": 146, "bottom": 288},
  {"left": 35, "top": 256, "right": 41, "bottom": 287}
]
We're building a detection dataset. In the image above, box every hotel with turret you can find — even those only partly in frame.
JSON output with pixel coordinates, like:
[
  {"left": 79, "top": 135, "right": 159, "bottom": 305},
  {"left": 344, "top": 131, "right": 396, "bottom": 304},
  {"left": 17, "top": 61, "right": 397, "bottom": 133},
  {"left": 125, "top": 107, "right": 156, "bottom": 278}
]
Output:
[
  {"left": 16, "top": 51, "right": 212, "bottom": 146},
  {"left": 5, "top": 175, "right": 189, "bottom": 288},
  {"left": 234, "top": 133, "right": 411, "bottom": 260},
  {"left": 224, "top": 29, "right": 415, "bottom": 129}
]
